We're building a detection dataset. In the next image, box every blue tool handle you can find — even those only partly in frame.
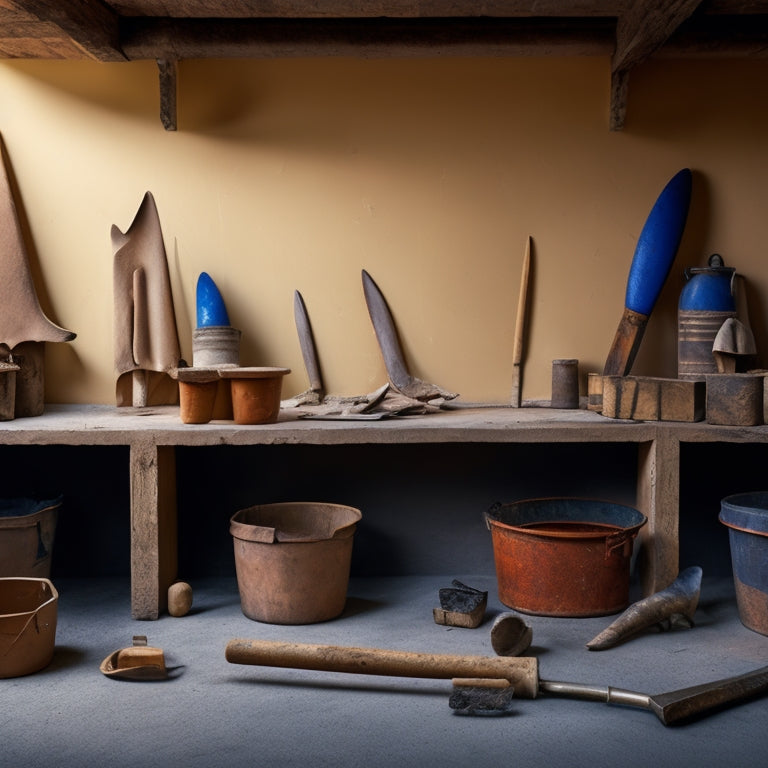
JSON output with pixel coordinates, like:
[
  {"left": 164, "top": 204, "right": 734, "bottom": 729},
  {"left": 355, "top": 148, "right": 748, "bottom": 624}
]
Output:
[
  {"left": 196, "top": 271, "right": 231, "bottom": 328},
  {"left": 625, "top": 168, "right": 692, "bottom": 316}
]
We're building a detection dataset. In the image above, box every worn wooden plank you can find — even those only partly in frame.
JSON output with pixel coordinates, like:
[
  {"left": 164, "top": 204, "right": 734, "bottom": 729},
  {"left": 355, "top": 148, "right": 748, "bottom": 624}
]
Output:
[
  {"left": 120, "top": 16, "right": 616, "bottom": 59},
  {"left": 13, "top": 0, "right": 126, "bottom": 61},
  {"left": 107, "top": 1, "right": 634, "bottom": 19},
  {"left": 609, "top": 66, "right": 630, "bottom": 131},
  {"left": 613, "top": 0, "right": 706, "bottom": 72},
  {"left": 636, "top": 433, "right": 680, "bottom": 595},
  {"left": 130, "top": 440, "right": 177, "bottom": 620},
  {"left": 157, "top": 58, "right": 178, "bottom": 131},
  {"left": 610, "top": 0, "right": 705, "bottom": 129}
]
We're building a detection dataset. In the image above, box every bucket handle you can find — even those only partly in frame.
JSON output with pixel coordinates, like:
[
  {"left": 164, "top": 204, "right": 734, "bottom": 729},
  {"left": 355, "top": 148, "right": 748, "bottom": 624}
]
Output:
[
  {"left": 484, "top": 502, "right": 502, "bottom": 530},
  {"left": 605, "top": 531, "right": 634, "bottom": 560}
]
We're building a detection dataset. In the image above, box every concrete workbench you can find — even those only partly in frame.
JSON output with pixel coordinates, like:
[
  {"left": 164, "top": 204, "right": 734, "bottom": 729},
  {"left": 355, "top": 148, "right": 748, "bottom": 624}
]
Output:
[{"left": 2, "top": 403, "right": 765, "bottom": 619}]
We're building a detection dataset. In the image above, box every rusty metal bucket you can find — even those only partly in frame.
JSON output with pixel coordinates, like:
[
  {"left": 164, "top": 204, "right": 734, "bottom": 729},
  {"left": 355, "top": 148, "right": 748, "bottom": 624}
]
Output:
[
  {"left": 485, "top": 498, "right": 646, "bottom": 617},
  {"left": 719, "top": 492, "right": 768, "bottom": 636},
  {"left": 0, "top": 577, "right": 58, "bottom": 678},
  {"left": 230, "top": 502, "right": 362, "bottom": 625}
]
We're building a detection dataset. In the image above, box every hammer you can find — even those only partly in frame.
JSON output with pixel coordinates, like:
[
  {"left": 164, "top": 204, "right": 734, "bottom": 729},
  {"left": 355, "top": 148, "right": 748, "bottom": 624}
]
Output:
[{"left": 225, "top": 638, "right": 768, "bottom": 725}]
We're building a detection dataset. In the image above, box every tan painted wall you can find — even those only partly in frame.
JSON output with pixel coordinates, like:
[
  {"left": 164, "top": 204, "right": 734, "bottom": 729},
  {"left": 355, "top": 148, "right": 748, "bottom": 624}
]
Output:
[{"left": 1, "top": 55, "right": 767, "bottom": 405}]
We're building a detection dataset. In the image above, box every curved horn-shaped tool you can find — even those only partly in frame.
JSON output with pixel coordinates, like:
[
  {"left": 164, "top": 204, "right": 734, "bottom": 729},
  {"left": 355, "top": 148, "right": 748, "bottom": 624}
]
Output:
[
  {"left": 587, "top": 566, "right": 702, "bottom": 651},
  {"left": 362, "top": 269, "right": 457, "bottom": 403},
  {"left": 294, "top": 290, "right": 324, "bottom": 398},
  {"left": 0, "top": 136, "right": 76, "bottom": 349}
]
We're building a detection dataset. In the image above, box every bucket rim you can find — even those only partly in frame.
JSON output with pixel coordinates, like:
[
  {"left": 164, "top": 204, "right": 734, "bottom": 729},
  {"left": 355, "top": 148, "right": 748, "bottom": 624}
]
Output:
[
  {"left": 0, "top": 577, "right": 58, "bottom": 618},
  {"left": 720, "top": 492, "right": 768, "bottom": 536},
  {"left": 0, "top": 496, "right": 62, "bottom": 521},
  {"left": 230, "top": 501, "right": 362, "bottom": 544},
  {"left": 485, "top": 496, "right": 646, "bottom": 538}
]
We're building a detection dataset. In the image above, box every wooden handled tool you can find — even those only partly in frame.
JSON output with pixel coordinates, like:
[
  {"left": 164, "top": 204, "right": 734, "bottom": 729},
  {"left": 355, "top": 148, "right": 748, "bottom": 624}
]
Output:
[
  {"left": 226, "top": 638, "right": 768, "bottom": 725},
  {"left": 603, "top": 169, "right": 692, "bottom": 376},
  {"left": 225, "top": 638, "right": 540, "bottom": 698},
  {"left": 510, "top": 236, "right": 531, "bottom": 407}
]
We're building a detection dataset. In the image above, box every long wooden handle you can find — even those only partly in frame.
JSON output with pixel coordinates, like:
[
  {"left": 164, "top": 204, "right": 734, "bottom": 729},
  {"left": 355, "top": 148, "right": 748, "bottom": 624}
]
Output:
[
  {"left": 602, "top": 307, "right": 648, "bottom": 376},
  {"left": 510, "top": 236, "right": 532, "bottom": 407},
  {"left": 225, "top": 639, "right": 540, "bottom": 698}
]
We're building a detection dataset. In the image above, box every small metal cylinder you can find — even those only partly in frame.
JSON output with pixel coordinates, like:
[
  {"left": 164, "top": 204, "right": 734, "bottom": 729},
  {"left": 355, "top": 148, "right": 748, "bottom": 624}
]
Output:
[
  {"left": 551, "top": 359, "right": 579, "bottom": 409},
  {"left": 192, "top": 325, "right": 241, "bottom": 368}
]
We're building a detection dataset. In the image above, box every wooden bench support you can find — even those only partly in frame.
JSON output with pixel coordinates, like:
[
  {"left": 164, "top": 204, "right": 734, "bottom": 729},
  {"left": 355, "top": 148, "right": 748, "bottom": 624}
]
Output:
[
  {"left": 636, "top": 434, "right": 680, "bottom": 596},
  {"left": 130, "top": 440, "right": 178, "bottom": 620}
]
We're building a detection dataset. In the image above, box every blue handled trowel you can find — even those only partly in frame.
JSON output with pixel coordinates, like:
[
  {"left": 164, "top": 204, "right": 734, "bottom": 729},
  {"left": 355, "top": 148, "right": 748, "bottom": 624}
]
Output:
[{"left": 603, "top": 168, "right": 692, "bottom": 376}]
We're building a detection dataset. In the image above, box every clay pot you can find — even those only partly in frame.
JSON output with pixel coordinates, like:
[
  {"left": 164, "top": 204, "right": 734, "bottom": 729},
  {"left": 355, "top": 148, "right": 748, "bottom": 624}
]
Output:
[
  {"left": 220, "top": 367, "right": 290, "bottom": 425},
  {"left": 176, "top": 368, "right": 221, "bottom": 424},
  {"left": 230, "top": 501, "right": 362, "bottom": 624}
]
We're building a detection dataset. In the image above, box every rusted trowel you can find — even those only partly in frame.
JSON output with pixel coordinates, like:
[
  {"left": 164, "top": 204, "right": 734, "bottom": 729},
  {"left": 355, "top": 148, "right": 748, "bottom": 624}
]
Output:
[
  {"left": 100, "top": 635, "right": 168, "bottom": 681},
  {"left": 362, "top": 269, "right": 457, "bottom": 404}
]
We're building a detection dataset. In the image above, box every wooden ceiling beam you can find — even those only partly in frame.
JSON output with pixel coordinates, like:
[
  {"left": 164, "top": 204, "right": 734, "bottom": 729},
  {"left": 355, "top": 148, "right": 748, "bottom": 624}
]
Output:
[
  {"left": 14, "top": 0, "right": 126, "bottom": 61},
  {"left": 120, "top": 16, "right": 616, "bottom": 60},
  {"left": 610, "top": 0, "right": 706, "bottom": 130}
]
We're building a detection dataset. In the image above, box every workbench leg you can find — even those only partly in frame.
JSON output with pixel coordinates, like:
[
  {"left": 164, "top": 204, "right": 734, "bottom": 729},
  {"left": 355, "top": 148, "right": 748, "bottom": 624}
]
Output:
[
  {"left": 130, "top": 441, "right": 178, "bottom": 620},
  {"left": 636, "top": 435, "right": 680, "bottom": 596}
]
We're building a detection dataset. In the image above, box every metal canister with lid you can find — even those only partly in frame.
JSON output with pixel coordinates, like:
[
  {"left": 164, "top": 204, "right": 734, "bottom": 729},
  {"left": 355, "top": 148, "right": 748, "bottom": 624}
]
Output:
[{"left": 678, "top": 253, "right": 737, "bottom": 379}]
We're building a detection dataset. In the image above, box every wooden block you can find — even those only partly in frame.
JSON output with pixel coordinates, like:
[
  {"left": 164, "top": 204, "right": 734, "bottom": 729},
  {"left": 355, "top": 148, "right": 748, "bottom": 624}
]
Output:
[
  {"left": 602, "top": 376, "right": 705, "bottom": 422},
  {"left": 587, "top": 372, "right": 603, "bottom": 412},
  {"left": 706, "top": 373, "right": 763, "bottom": 426}
]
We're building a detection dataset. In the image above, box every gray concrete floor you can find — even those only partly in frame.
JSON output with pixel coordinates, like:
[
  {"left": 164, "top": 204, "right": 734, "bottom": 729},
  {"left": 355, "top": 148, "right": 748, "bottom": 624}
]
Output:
[{"left": 4, "top": 574, "right": 768, "bottom": 768}]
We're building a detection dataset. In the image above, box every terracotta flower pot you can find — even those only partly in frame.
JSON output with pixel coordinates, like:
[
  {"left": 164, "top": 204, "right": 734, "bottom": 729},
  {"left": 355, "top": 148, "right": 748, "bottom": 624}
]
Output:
[
  {"left": 176, "top": 368, "right": 221, "bottom": 424},
  {"left": 219, "top": 367, "right": 290, "bottom": 425}
]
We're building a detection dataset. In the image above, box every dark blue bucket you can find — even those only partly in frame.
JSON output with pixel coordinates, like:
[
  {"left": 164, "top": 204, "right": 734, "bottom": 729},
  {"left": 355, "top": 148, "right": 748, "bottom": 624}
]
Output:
[{"left": 719, "top": 492, "right": 768, "bottom": 636}]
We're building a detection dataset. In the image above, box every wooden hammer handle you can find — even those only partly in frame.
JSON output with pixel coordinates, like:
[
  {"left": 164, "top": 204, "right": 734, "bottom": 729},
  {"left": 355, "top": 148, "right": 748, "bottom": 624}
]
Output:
[{"left": 225, "top": 639, "right": 540, "bottom": 699}]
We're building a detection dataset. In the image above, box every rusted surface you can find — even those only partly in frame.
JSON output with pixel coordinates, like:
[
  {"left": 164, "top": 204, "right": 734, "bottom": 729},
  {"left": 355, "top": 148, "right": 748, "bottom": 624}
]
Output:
[{"left": 486, "top": 498, "right": 646, "bottom": 617}]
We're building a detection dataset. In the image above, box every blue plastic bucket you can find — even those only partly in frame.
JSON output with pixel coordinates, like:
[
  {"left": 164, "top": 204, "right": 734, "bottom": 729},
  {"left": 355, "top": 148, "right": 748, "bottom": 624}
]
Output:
[{"left": 719, "top": 492, "right": 768, "bottom": 636}]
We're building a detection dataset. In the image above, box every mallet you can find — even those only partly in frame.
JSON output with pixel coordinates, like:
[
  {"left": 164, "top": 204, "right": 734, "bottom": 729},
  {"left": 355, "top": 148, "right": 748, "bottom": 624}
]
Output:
[{"left": 225, "top": 638, "right": 768, "bottom": 725}]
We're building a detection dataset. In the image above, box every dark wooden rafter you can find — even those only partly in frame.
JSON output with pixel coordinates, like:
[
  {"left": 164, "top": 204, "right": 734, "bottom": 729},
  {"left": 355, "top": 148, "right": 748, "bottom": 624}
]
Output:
[
  {"left": 3, "top": 2, "right": 768, "bottom": 129},
  {"left": 610, "top": 0, "right": 706, "bottom": 130},
  {"left": 14, "top": 0, "right": 126, "bottom": 61},
  {"left": 157, "top": 57, "right": 177, "bottom": 131}
]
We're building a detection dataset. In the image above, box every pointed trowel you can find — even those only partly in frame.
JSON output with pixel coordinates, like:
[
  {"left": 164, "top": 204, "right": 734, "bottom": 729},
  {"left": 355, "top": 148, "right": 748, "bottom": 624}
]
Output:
[
  {"left": 282, "top": 290, "right": 324, "bottom": 406},
  {"left": 362, "top": 269, "right": 457, "bottom": 403},
  {"left": 603, "top": 169, "right": 692, "bottom": 376}
]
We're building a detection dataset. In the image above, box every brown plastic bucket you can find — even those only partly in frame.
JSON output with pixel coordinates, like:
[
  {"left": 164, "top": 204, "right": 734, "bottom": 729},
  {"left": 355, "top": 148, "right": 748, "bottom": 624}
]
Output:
[
  {"left": 0, "top": 577, "right": 58, "bottom": 678},
  {"left": 485, "top": 498, "right": 646, "bottom": 617},
  {"left": 230, "top": 502, "right": 362, "bottom": 624},
  {"left": 0, "top": 497, "right": 61, "bottom": 578}
]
